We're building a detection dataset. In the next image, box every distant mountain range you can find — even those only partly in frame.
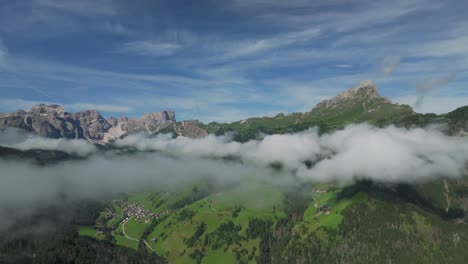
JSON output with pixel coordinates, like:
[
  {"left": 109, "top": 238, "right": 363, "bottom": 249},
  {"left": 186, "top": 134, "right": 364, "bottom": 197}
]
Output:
[
  {"left": 0, "top": 104, "right": 206, "bottom": 143},
  {"left": 1, "top": 81, "right": 467, "bottom": 143}
]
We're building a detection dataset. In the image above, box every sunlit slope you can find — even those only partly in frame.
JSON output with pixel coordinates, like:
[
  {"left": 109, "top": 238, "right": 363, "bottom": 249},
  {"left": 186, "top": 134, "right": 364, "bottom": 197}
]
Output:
[
  {"left": 199, "top": 84, "right": 416, "bottom": 142},
  {"left": 79, "top": 175, "right": 468, "bottom": 263},
  {"left": 197, "top": 83, "right": 468, "bottom": 142},
  {"left": 147, "top": 184, "right": 284, "bottom": 264}
]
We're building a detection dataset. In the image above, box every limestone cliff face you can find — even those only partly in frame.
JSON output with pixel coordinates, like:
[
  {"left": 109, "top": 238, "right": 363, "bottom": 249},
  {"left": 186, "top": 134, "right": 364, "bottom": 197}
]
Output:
[
  {"left": 0, "top": 104, "right": 81, "bottom": 139},
  {"left": 0, "top": 105, "right": 206, "bottom": 143},
  {"left": 174, "top": 120, "right": 208, "bottom": 138},
  {"left": 71, "top": 110, "right": 113, "bottom": 141},
  {"left": 102, "top": 111, "right": 177, "bottom": 143}
]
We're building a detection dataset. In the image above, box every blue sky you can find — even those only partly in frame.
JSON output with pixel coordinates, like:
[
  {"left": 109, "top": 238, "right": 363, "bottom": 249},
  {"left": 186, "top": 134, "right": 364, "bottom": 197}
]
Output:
[{"left": 0, "top": 0, "right": 467, "bottom": 122}]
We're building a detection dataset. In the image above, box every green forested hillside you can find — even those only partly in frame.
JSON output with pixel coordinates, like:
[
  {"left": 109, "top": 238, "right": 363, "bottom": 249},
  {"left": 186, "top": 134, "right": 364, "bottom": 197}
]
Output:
[
  {"left": 0, "top": 200, "right": 166, "bottom": 264},
  {"left": 73, "top": 175, "right": 468, "bottom": 264}
]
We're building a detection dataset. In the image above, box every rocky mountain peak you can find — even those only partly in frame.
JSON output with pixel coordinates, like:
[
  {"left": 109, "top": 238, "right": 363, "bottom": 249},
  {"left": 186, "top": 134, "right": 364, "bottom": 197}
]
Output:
[
  {"left": 0, "top": 104, "right": 186, "bottom": 143},
  {"left": 142, "top": 110, "right": 176, "bottom": 122},
  {"left": 335, "top": 81, "right": 380, "bottom": 100},
  {"left": 71, "top": 109, "right": 103, "bottom": 120},
  {"left": 313, "top": 81, "right": 389, "bottom": 110},
  {"left": 100, "top": 111, "right": 179, "bottom": 143},
  {"left": 30, "top": 104, "right": 66, "bottom": 116}
]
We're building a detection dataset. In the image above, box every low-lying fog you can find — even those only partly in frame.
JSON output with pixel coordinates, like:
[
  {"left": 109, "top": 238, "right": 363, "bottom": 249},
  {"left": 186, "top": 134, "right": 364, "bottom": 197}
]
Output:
[{"left": 1, "top": 124, "right": 467, "bottom": 230}]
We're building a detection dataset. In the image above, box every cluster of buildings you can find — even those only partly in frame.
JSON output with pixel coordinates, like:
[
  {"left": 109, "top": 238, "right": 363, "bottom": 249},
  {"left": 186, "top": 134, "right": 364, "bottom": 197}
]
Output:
[
  {"left": 313, "top": 189, "right": 328, "bottom": 193},
  {"left": 123, "top": 202, "right": 154, "bottom": 220},
  {"left": 123, "top": 202, "right": 171, "bottom": 222}
]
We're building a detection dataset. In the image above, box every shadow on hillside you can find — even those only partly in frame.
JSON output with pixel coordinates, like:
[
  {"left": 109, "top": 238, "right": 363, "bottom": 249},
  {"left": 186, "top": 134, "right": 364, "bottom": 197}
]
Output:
[{"left": 337, "top": 179, "right": 464, "bottom": 220}]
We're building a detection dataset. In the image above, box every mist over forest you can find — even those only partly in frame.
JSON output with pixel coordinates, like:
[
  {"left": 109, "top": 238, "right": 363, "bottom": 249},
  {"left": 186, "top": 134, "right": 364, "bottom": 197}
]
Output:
[{"left": 1, "top": 123, "right": 467, "bottom": 231}]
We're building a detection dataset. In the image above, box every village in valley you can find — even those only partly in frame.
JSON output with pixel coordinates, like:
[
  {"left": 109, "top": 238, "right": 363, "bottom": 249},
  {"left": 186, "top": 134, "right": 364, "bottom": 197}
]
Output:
[
  {"left": 78, "top": 184, "right": 342, "bottom": 257},
  {"left": 81, "top": 192, "right": 177, "bottom": 251},
  {"left": 95, "top": 200, "right": 172, "bottom": 231},
  {"left": 122, "top": 202, "right": 170, "bottom": 223}
]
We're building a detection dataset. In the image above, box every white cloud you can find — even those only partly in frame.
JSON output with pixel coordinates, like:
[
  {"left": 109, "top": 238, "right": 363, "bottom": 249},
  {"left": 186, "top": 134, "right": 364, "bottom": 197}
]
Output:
[
  {"left": 335, "top": 64, "right": 353, "bottom": 68},
  {"left": 297, "top": 124, "right": 468, "bottom": 183},
  {"left": 2, "top": 123, "right": 468, "bottom": 229},
  {"left": 117, "top": 29, "right": 200, "bottom": 57},
  {"left": 0, "top": 147, "right": 280, "bottom": 230},
  {"left": 3, "top": 123, "right": 467, "bottom": 187},
  {"left": 220, "top": 28, "right": 321, "bottom": 59},
  {"left": 115, "top": 124, "right": 468, "bottom": 184},
  {"left": 117, "top": 41, "right": 182, "bottom": 56},
  {"left": 236, "top": 0, "right": 431, "bottom": 33},
  {"left": 0, "top": 128, "right": 96, "bottom": 156}
]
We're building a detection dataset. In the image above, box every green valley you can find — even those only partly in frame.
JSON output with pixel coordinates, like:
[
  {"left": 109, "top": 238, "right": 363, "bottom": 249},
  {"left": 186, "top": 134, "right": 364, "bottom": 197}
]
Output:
[{"left": 76, "top": 174, "right": 468, "bottom": 264}]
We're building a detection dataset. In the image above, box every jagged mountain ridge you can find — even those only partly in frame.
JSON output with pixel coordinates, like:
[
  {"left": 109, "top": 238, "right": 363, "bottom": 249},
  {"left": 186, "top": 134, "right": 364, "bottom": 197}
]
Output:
[
  {"left": 0, "top": 104, "right": 109, "bottom": 141},
  {"left": 0, "top": 104, "right": 206, "bottom": 143},
  {"left": 1, "top": 81, "right": 466, "bottom": 143}
]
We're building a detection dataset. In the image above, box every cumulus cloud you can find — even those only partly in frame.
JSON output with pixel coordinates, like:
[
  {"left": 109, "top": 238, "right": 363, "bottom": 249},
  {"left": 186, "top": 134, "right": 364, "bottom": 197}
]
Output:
[
  {"left": 115, "top": 129, "right": 323, "bottom": 169},
  {"left": 0, "top": 128, "right": 96, "bottom": 156}
]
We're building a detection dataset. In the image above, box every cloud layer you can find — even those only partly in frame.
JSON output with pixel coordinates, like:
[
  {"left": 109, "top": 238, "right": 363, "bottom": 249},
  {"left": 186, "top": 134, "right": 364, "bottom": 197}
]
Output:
[
  {"left": 1, "top": 124, "right": 467, "bottom": 230},
  {"left": 0, "top": 128, "right": 96, "bottom": 156},
  {"left": 115, "top": 124, "right": 468, "bottom": 183}
]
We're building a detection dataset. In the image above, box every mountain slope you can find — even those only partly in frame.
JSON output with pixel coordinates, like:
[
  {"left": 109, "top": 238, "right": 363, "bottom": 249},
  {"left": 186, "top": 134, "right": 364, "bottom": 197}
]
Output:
[
  {"left": 76, "top": 176, "right": 468, "bottom": 264},
  {"left": 199, "top": 81, "right": 467, "bottom": 142},
  {"left": 443, "top": 106, "right": 468, "bottom": 136},
  {"left": 201, "top": 81, "right": 416, "bottom": 141}
]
